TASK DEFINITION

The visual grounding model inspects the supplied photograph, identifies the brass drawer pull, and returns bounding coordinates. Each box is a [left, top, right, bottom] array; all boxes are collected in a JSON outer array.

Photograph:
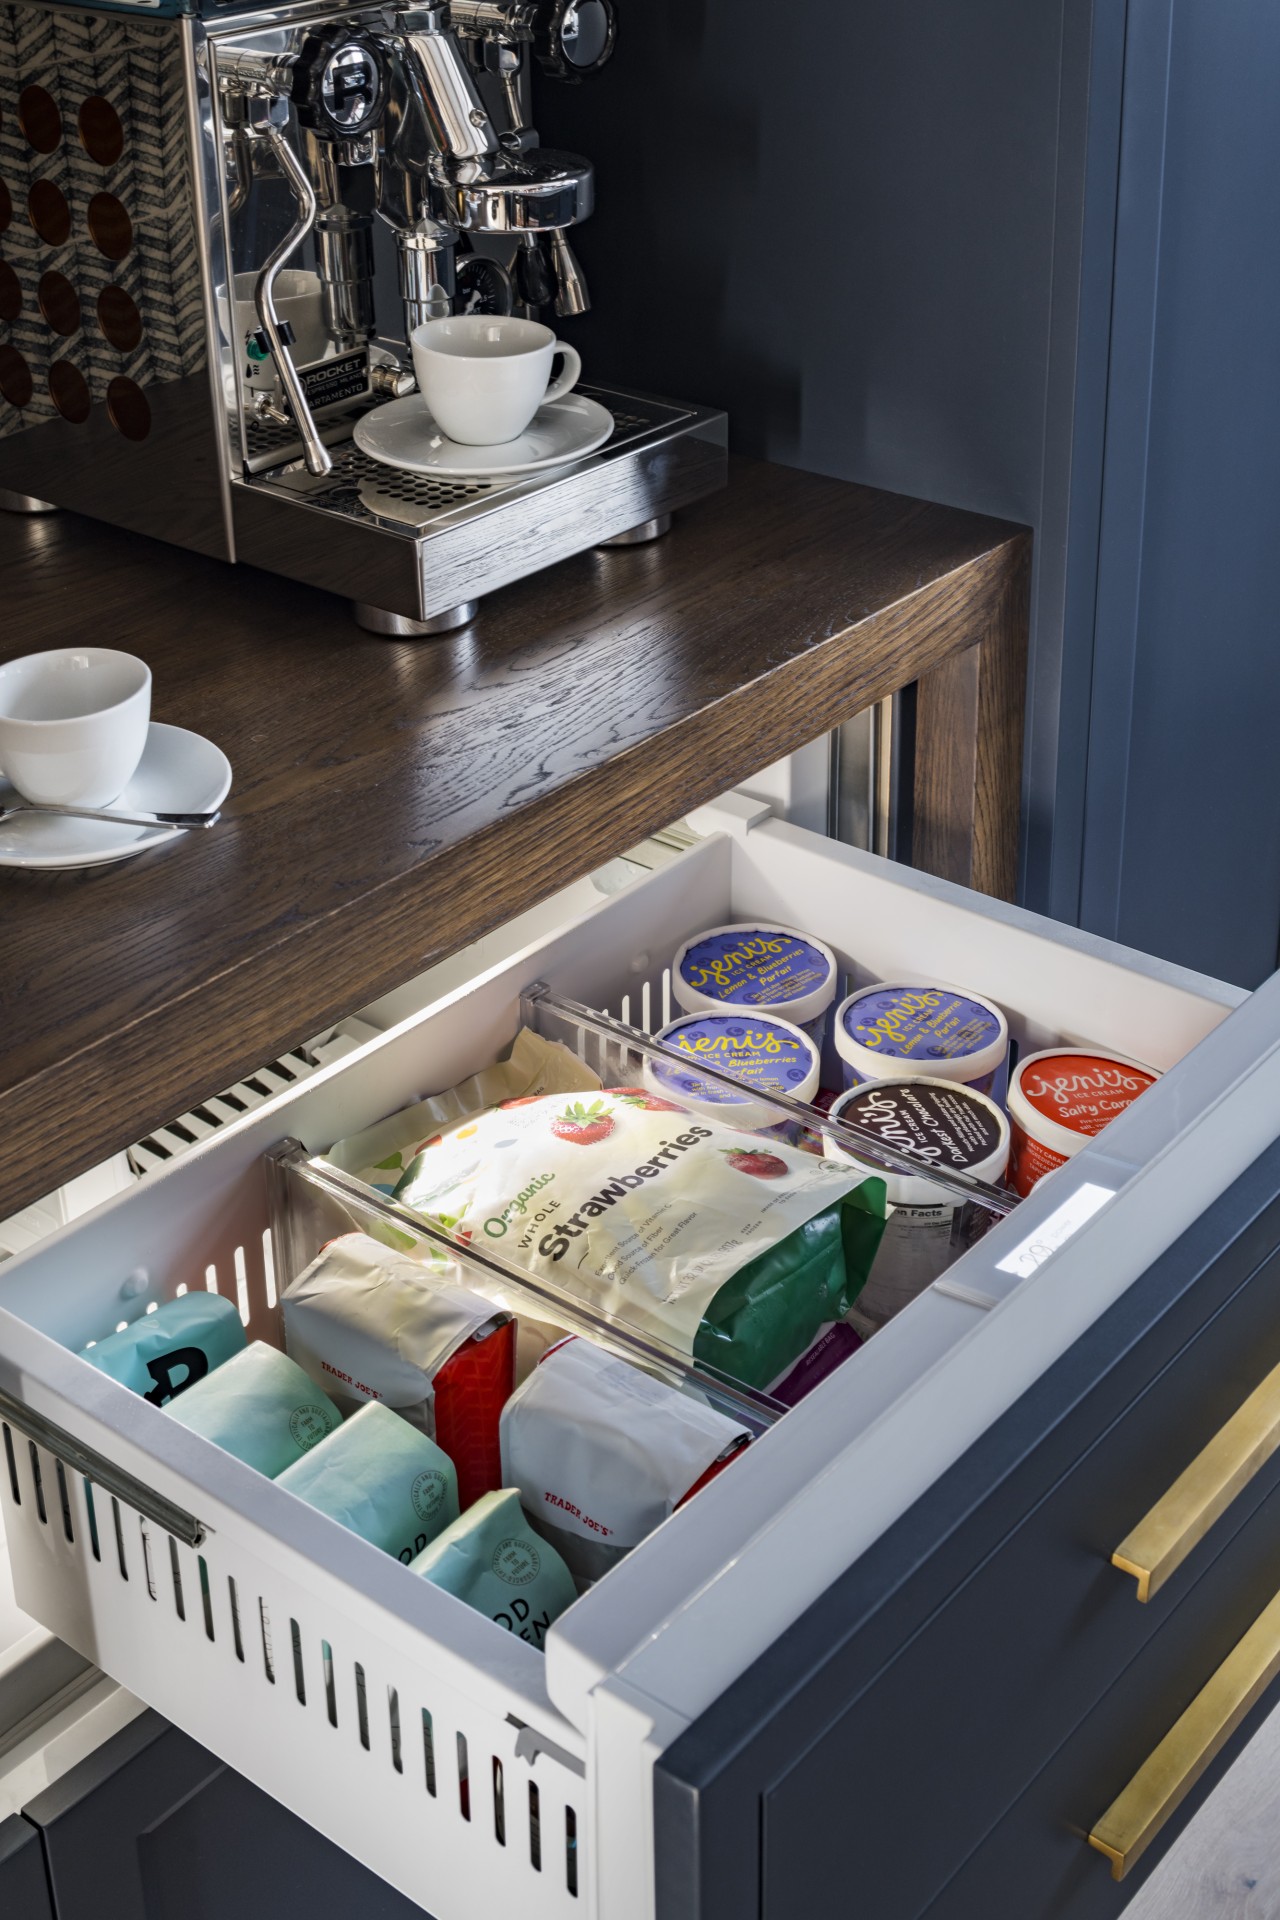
[[1113, 1357, 1280, 1602], [1088, 1584, 1280, 1879]]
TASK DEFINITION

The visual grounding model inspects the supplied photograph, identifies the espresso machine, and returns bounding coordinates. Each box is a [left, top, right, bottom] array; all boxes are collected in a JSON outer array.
[[0, 0, 725, 633]]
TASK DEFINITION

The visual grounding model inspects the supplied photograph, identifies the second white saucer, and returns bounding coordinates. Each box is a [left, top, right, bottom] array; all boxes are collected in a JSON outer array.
[[354, 392, 615, 478], [0, 723, 232, 870]]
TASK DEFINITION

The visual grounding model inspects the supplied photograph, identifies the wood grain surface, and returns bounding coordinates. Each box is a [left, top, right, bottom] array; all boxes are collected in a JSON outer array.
[[1131, 1699, 1280, 1918], [0, 456, 1027, 1218], [913, 534, 1030, 900]]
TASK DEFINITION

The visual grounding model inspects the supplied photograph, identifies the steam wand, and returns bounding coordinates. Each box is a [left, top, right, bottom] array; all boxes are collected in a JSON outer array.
[[232, 87, 334, 477]]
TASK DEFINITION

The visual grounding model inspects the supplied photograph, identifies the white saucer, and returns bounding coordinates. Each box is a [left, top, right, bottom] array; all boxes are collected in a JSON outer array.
[[0, 723, 232, 870], [353, 392, 615, 478]]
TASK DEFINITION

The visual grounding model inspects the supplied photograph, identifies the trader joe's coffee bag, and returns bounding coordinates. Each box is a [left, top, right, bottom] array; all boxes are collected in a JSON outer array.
[[501, 1335, 750, 1584], [388, 1088, 884, 1390], [282, 1233, 514, 1508]]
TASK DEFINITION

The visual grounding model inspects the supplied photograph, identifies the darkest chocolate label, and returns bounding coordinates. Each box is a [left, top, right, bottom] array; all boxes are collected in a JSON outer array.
[[836, 1081, 1001, 1172]]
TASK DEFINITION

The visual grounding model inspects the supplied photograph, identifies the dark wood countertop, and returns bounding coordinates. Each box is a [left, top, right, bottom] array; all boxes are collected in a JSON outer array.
[[0, 456, 1027, 1219]]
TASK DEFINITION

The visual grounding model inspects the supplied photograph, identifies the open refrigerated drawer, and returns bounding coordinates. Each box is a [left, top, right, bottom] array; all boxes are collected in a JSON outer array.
[[0, 793, 1271, 1920]]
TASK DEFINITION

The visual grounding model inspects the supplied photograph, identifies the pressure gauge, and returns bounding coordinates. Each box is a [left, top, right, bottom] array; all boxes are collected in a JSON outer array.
[[454, 254, 516, 317], [534, 0, 616, 80], [452, 0, 617, 78]]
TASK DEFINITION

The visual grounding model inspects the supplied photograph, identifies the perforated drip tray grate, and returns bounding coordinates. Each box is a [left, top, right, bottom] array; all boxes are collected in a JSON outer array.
[[240, 388, 693, 532], [243, 400, 370, 470]]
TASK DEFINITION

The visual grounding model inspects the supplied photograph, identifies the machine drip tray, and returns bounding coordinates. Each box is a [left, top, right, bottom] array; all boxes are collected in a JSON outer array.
[[242, 386, 692, 536], [229, 383, 727, 625]]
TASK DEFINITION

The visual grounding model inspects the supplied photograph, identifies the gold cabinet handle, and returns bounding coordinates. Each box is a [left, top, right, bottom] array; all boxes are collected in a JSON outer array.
[[1113, 1356, 1280, 1602], [1088, 1583, 1280, 1879]]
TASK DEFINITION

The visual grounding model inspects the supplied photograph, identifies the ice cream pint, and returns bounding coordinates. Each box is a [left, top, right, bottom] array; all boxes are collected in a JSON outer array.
[[500, 1335, 750, 1584], [834, 981, 1008, 1096], [1007, 1048, 1160, 1197], [646, 1010, 821, 1134], [672, 923, 838, 1055], [824, 1077, 1010, 1326]]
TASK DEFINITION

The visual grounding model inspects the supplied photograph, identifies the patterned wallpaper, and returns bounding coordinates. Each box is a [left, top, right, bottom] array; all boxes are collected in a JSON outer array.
[[0, 1, 207, 440]]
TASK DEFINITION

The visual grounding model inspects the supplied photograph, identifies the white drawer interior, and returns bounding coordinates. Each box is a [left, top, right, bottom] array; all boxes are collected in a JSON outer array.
[[0, 808, 1259, 1920]]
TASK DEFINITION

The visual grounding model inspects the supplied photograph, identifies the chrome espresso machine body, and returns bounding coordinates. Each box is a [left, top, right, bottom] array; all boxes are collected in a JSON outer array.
[[0, 0, 725, 632]]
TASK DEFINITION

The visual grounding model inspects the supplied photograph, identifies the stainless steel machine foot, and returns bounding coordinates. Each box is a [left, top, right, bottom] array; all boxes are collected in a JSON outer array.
[[353, 601, 479, 637], [0, 490, 59, 514], [595, 514, 673, 548]]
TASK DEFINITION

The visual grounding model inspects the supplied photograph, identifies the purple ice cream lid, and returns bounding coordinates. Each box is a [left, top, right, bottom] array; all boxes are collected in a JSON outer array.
[[838, 983, 1005, 1067], [650, 1013, 819, 1106], [676, 926, 836, 1013]]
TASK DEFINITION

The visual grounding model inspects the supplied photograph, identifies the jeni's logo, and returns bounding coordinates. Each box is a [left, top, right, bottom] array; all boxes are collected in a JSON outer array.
[[685, 936, 790, 991], [674, 1027, 790, 1057], [1024, 1065, 1149, 1105]]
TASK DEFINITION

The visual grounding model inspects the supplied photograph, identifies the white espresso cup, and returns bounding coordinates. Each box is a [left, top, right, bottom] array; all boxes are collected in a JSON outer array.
[[409, 314, 582, 446], [232, 270, 329, 389], [0, 649, 151, 807]]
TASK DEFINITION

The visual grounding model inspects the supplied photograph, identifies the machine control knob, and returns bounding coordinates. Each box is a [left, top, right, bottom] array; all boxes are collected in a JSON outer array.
[[293, 29, 387, 138]]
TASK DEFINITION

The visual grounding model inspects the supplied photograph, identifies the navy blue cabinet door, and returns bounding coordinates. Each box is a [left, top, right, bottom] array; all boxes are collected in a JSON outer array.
[[22, 1711, 427, 1920], [0, 1812, 54, 1919], [653, 1138, 1280, 1917]]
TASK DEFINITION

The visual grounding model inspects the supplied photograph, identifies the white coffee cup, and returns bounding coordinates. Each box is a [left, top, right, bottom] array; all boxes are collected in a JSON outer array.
[[0, 649, 151, 807], [409, 314, 582, 446], [232, 270, 329, 389]]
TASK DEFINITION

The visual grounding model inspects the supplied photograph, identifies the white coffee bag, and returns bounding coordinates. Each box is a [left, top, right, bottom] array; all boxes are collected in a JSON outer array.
[[281, 1232, 500, 1432], [500, 1336, 749, 1584]]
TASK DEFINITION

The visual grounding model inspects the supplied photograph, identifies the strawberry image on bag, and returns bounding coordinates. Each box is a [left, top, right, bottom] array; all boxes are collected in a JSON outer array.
[[389, 1089, 885, 1391]]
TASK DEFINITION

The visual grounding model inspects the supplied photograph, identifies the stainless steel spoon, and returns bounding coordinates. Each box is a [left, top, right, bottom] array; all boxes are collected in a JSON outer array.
[[0, 800, 220, 831]]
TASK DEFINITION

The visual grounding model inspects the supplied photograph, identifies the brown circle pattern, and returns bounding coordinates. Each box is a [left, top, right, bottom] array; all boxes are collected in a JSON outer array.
[[107, 375, 150, 441], [0, 259, 20, 323], [86, 191, 132, 261], [0, 344, 34, 408], [38, 268, 80, 336], [28, 178, 71, 248], [0, 176, 11, 234], [78, 96, 125, 169], [97, 282, 143, 353], [48, 358, 91, 423], [18, 86, 62, 155]]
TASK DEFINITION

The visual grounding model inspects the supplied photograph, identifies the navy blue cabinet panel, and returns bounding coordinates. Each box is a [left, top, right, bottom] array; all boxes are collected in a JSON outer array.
[[1078, 0, 1280, 986], [0, 1813, 53, 1919], [654, 1136, 1280, 1918], [23, 1711, 427, 1920], [538, 1, 1101, 919], [543, 0, 1280, 982]]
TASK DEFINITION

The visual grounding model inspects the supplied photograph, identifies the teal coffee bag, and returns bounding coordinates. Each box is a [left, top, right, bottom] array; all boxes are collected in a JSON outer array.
[[277, 1401, 459, 1563], [167, 1342, 341, 1478], [79, 1293, 246, 1404], [409, 1488, 577, 1648]]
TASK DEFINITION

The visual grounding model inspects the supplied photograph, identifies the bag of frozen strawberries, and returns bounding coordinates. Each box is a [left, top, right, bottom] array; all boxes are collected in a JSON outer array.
[[385, 1086, 885, 1391]]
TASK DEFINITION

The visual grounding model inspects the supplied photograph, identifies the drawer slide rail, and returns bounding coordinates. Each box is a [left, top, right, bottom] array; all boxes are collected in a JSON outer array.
[[0, 1383, 207, 1549]]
